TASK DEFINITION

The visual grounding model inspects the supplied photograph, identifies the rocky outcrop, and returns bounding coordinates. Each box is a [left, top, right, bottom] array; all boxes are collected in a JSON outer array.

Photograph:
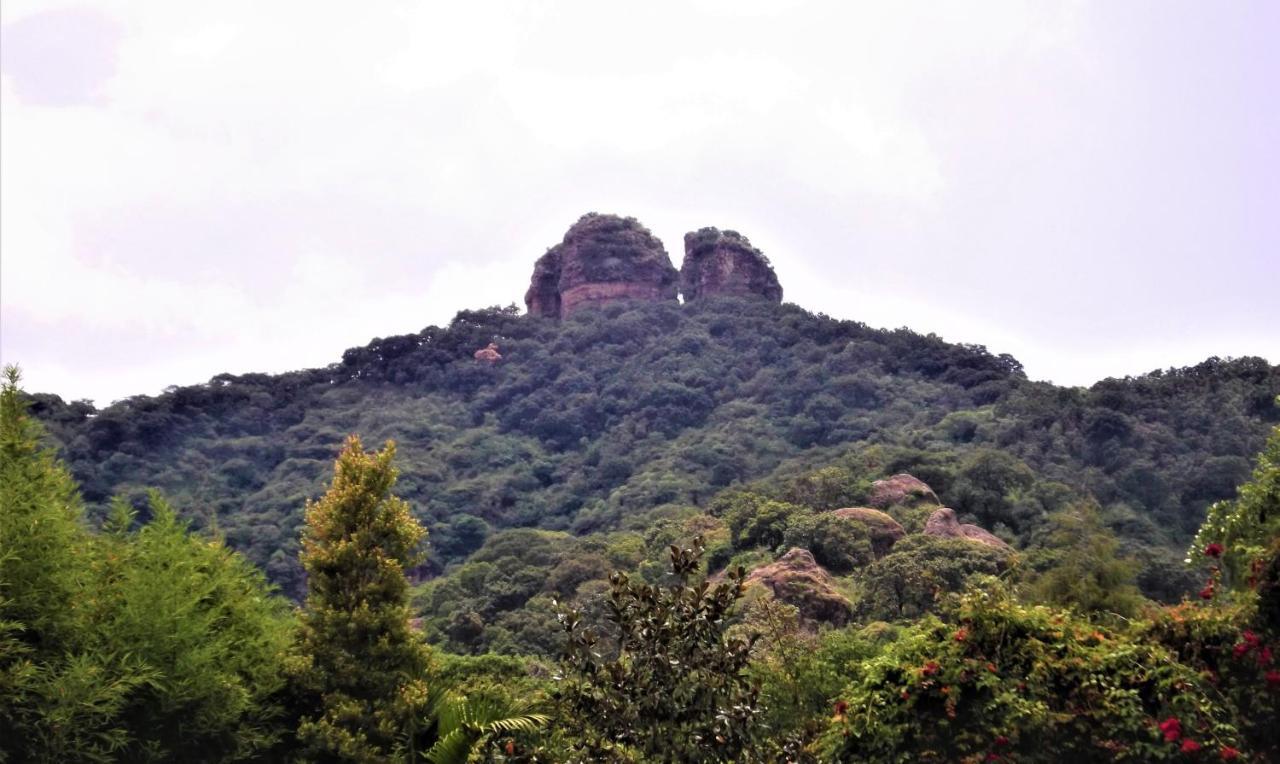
[[745, 548, 853, 626], [830, 507, 906, 556], [867, 474, 941, 510], [680, 228, 782, 303], [473, 343, 502, 363], [523, 213, 679, 318], [525, 249, 562, 318], [922, 507, 1010, 550]]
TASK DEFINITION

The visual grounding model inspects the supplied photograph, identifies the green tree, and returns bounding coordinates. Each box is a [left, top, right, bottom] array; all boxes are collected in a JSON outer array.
[[290, 436, 432, 763], [856, 536, 1007, 621], [1030, 501, 1145, 618], [554, 537, 764, 762], [92, 493, 293, 762], [1, 367, 146, 762], [1191, 420, 1280, 593]]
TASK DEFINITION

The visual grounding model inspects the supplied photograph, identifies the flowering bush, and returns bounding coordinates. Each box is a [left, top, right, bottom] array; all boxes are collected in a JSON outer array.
[[1148, 577, 1280, 759], [1189, 423, 1279, 593], [819, 579, 1245, 762], [1164, 420, 1280, 760]]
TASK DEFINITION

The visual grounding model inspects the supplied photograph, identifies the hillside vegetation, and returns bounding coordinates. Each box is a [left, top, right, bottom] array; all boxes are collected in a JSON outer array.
[[29, 297, 1278, 608], [6, 360, 1279, 761]]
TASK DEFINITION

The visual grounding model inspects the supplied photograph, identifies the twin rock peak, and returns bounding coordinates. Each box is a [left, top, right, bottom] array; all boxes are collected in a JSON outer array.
[[524, 212, 783, 319]]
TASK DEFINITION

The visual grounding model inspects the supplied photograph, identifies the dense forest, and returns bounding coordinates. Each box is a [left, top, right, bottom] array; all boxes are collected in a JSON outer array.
[[6, 294, 1280, 761]]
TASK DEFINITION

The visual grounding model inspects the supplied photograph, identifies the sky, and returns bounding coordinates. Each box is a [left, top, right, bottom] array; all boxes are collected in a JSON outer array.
[[1, 1, 1277, 406]]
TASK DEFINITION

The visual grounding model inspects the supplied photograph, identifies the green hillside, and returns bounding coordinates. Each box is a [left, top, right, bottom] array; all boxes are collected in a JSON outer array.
[[29, 297, 1278, 611]]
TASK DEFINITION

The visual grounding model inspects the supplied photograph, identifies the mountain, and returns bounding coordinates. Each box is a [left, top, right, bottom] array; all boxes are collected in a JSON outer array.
[[27, 215, 1280, 634]]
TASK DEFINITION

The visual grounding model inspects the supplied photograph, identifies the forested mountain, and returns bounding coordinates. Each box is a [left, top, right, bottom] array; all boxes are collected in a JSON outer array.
[[11, 212, 1280, 759], [28, 295, 1279, 610]]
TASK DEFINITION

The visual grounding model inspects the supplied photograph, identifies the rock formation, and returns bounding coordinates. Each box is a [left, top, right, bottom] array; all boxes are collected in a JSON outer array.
[[866, 473, 941, 510], [922, 507, 1010, 550], [680, 227, 782, 303], [830, 507, 906, 556], [525, 250, 562, 318], [473, 343, 502, 363], [523, 213, 679, 318], [745, 548, 853, 626]]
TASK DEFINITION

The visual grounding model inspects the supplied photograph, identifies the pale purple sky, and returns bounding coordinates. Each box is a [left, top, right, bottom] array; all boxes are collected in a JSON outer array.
[[1, 1, 1277, 405]]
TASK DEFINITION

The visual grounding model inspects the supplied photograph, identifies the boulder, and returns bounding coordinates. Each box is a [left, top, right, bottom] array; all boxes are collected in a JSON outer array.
[[473, 343, 502, 363], [922, 507, 1010, 550], [830, 507, 906, 556], [680, 227, 783, 303], [745, 548, 853, 627], [867, 473, 940, 509], [523, 213, 679, 318]]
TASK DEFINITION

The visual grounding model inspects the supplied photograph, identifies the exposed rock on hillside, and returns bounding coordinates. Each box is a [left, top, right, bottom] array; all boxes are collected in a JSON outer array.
[[473, 343, 502, 363], [680, 227, 783, 303], [923, 507, 1010, 550], [523, 213, 679, 318], [867, 474, 941, 509], [745, 548, 853, 626], [525, 249, 562, 318], [830, 507, 906, 556]]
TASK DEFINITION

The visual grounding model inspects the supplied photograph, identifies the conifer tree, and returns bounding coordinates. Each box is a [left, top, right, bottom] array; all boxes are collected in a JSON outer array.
[[291, 436, 431, 763]]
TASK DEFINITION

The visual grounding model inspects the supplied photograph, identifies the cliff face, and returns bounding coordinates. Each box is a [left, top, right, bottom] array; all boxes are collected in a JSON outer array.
[[525, 247, 563, 319], [523, 213, 679, 318], [680, 227, 782, 303]]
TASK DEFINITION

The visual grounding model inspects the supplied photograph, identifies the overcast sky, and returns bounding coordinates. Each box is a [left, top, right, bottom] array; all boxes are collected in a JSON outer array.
[[1, 1, 1276, 406]]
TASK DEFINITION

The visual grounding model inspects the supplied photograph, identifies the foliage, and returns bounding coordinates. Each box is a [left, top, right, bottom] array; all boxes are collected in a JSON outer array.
[[29, 299, 1272, 603], [552, 537, 765, 762], [821, 579, 1247, 762], [856, 536, 1008, 621], [289, 436, 432, 763], [735, 597, 895, 759], [1153, 426, 1280, 759], [1145, 600, 1279, 761], [90, 492, 293, 762], [1190, 421, 1280, 593], [1, 367, 292, 763], [421, 688, 549, 764], [1029, 501, 1145, 618]]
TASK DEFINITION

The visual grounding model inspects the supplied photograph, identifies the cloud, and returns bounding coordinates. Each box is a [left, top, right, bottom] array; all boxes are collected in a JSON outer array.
[[2, 1, 1276, 404]]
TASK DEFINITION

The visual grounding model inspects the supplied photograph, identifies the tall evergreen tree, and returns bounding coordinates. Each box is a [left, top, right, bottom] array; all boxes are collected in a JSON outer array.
[[290, 436, 431, 763]]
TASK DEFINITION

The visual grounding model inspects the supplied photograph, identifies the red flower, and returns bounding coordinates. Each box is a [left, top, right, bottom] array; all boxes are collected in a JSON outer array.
[[834, 700, 849, 715], [985, 754, 1000, 762], [1233, 642, 1251, 659], [901, 690, 910, 700], [1242, 630, 1260, 646], [954, 627, 969, 642], [1258, 646, 1273, 666], [1220, 746, 1240, 760], [1159, 716, 1182, 742], [1181, 739, 1202, 753], [1199, 583, 1215, 600], [986, 662, 998, 673], [995, 735, 1010, 747], [1204, 543, 1224, 558], [921, 661, 940, 677], [1266, 669, 1280, 687]]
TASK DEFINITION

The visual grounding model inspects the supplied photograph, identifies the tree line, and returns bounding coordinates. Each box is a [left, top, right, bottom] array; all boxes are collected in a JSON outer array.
[[5, 366, 1279, 761]]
